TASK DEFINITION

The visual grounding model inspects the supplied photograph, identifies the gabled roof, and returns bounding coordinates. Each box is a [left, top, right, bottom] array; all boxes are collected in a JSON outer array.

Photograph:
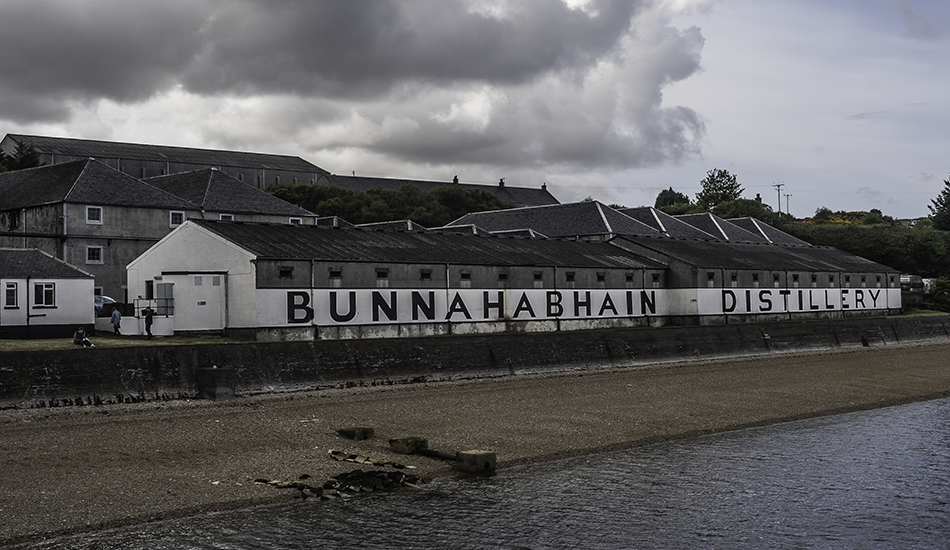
[[673, 213, 770, 244], [320, 174, 559, 208], [613, 235, 897, 273], [355, 219, 428, 232], [447, 201, 661, 239], [144, 168, 315, 217], [186, 219, 666, 269], [0, 159, 196, 211], [4, 134, 327, 174], [727, 217, 812, 247], [0, 248, 93, 279], [426, 223, 493, 236], [619, 207, 718, 240]]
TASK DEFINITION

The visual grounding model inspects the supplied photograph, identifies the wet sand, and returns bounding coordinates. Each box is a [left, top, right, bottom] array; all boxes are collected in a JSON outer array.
[[2, 341, 950, 546]]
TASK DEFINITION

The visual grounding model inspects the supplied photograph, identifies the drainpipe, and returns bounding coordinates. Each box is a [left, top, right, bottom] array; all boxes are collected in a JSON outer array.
[[444, 263, 451, 335]]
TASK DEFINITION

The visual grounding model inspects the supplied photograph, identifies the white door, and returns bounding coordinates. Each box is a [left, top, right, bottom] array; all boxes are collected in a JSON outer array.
[[189, 274, 226, 330]]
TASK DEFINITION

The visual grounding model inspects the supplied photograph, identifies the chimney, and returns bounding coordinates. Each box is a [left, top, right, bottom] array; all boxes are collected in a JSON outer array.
[[755, 193, 762, 203], [499, 177, 505, 188], [542, 182, 547, 191], [453, 175, 459, 184]]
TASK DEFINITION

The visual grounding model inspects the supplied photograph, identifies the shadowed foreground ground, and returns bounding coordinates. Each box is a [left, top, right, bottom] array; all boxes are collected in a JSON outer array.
[[2, 341, 950, 546]]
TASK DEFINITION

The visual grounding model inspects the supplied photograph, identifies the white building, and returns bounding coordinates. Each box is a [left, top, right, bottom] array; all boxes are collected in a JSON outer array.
[[0, 248, 94, 338]]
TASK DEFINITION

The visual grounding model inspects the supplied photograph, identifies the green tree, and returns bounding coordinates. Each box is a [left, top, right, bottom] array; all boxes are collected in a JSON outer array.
[[654, 187, 690, 208], [928, 175, 950, 230], [813, 206, 833, 223], [3, 141, 42, 171], [711, 199, 775, 224], [696, 168, 743, 210]]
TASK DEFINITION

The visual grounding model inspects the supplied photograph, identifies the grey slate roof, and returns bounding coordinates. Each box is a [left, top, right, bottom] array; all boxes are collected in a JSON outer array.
[[144, 168, 315, 217], [190, 220, 665, 269], [355, 220, 428, 232], [5, 134, 327, 174], [619, 207, 718, 240], [448, 201, 661, 239], [0, 248, 92, 279], [673, 213, 771, 244], [0, 159, 196, 211], [320, 174, 559, 208], [727, 217, 812, 246], [613, 235, 897, 273]]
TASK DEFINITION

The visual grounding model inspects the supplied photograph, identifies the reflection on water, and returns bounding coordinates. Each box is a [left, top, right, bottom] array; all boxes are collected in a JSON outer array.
[[13, 398, 950, 549]]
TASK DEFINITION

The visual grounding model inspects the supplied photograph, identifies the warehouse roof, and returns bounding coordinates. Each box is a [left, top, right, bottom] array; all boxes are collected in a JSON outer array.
[[727, 217, 812, 246], [320, 174, 559, 208], [618, 207, 718, 240], [448, 201, 660, 239], [613, 235, 898, 273], [188, 220, 666, 269], [672, 213, 771, 244], [4, 134, 327, 174]]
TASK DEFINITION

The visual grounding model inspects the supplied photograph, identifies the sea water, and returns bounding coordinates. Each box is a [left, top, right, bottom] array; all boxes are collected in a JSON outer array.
[[13, 397, 950, 549]]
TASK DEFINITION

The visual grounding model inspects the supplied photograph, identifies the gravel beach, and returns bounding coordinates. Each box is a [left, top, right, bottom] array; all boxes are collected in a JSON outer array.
[[2, 340, 950, 546]]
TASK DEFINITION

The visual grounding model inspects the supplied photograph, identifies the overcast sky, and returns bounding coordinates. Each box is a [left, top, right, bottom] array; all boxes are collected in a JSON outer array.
[[1, 0, 947, 219]]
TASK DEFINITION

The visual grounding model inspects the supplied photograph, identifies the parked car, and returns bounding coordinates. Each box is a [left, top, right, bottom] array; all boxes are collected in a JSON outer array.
[[94, 295, 117, 316]]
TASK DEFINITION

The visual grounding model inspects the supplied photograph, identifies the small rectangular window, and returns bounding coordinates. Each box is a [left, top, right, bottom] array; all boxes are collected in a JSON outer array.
[[596, 272, 605, 283], [565, 272, 575, 282], [145, 280, 154, 300], [289, 217, 302, 225], [4, 282, 17, 308], [498, 273, 508, 281], [329, 269, 342, 279], [86, 246, 103, 264], [278, 267, 294, 280], [33, 282, 55, 307], [829, 275, 836, 287], [376, 269, 389, 279], [811, 274, 818, 287], [195, 276, 203, 286], [219, 214, 234, 221], [420, 269, 432, 281], [706, 272, 715, 288], [86, 206, 103, 225], [730, 273, 738, 288], [651, 273, 660, 288], [212, 276, 221, 286], [460, 271, 471, 281], [170, 211, 185, 227]]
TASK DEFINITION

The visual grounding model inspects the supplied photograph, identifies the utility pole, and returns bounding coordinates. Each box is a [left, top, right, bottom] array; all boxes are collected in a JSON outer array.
[[784, 193, 792, 217], [773, 182, 784, 214]]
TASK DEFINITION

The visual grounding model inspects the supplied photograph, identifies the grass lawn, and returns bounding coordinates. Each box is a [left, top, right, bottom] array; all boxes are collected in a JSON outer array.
[[0, 333, 245, 353]]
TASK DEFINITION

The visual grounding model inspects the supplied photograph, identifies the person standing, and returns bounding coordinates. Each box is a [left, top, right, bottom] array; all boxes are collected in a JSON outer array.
[[144, 307, 155, 339], [110, 307, 122, 335]]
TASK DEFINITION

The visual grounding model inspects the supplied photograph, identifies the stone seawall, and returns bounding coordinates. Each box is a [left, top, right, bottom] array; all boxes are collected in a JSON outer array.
[[2, 315, 948, 408]]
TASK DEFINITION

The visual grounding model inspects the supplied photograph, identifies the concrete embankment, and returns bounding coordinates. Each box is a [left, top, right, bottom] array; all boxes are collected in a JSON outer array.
[[1, 315, 949, 408], [2, 339, 950, 546]]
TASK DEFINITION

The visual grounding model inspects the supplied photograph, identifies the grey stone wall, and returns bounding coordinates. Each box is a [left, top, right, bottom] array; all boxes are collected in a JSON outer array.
[[2, 315, 947, 409]]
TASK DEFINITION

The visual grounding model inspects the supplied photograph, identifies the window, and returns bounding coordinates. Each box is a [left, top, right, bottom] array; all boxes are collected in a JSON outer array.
[[829, 275, 836, 287], [596, 272, 606, 283], [752, 273, 760, 288], [651, 273, 661, 288], [329, 269, 342, 279], [213, 276, 221, 286], [4, 282, 17, 308], [169, 211, 185, 227], [194, 276, 203, 286], [792, 274, 800, 288], [420, 269, 432, 281], [86, 206, 103, 225], [376, 268, 389, 288], [706, 272, 715, 288], [278, 267, 294, 280], [845, 275, 851, 287], [498, 273, 508, 281], [861, 275, 867, 288], [460, 270, 471, 288], [86, 246, 103, 264], [219, 214, 234, 221], [289, 217, 302, 225], [811, 274, 818, 287], [145, 280, 154, 300], [876, 275, 882, 287], [730, 273, 738, 288], [773, 273, 780, 288], [33, 282, 55, 307]]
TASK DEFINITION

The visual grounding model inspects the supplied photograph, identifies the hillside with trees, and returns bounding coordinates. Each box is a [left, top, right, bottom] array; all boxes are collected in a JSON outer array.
[[266, 182, 514, 227]]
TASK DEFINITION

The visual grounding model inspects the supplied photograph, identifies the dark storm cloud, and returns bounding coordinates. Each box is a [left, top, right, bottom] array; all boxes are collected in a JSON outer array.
[[0, 0, 207, 121], [181, 0, 644, 97]]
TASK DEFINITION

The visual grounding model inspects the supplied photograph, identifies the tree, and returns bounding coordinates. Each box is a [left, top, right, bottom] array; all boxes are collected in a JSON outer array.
[[695, 168, 743, 210], [654, 187, 690, 208], [711, 198, 775, 224], [929, 175, 950, 230], [3, 141, 42, 171]]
